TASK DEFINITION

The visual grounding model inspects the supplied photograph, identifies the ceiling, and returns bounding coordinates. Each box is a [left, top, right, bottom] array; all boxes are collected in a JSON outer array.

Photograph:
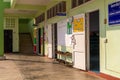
[[4, 0, 63, 18]]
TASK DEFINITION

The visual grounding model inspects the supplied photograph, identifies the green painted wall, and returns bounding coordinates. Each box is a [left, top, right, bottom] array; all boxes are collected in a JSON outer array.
[[0, 1, 4, 56], [0, 1, 10, 56], [19, 19, 30, 33]]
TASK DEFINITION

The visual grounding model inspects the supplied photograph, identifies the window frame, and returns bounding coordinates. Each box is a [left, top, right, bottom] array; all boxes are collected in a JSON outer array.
[[71, 0, 92, 9]]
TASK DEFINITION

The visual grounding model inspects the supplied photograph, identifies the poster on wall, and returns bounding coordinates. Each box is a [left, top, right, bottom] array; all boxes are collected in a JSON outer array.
[[67, 17, 72, 34], [108, 1, 120, 25], [73, 14, 85, 33]]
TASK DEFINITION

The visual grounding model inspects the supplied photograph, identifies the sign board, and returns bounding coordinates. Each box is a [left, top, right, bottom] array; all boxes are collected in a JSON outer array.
[[56, 12, 66, 16], [73, 14, 85, 32], [108, 1, 120, 25], [67, 17, 73, 34]]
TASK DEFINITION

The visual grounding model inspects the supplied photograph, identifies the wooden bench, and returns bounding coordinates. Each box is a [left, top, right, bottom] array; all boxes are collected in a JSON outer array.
[[55, 51, 72, 66]]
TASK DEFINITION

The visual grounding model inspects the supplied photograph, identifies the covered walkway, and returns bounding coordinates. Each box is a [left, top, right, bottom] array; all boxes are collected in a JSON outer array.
[[0, 53, 105, 80], [1, 0, 120, 79]]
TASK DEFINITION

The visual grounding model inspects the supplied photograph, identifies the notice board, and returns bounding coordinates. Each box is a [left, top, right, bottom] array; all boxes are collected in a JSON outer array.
[[73, 14, 85, 32], [108, 1, 120, 25]]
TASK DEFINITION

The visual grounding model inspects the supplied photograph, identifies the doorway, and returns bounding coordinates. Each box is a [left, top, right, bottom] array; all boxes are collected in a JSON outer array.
[[52, 23, 58, 59], [87, 10, 100, 72], [4, 30, 13, 53], [42, 27, 45, 56], [38, 28, 41, 55], [40, 27, 45, 56]]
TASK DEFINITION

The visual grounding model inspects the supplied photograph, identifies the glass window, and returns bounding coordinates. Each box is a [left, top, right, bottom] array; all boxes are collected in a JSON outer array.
[[56, 4, 59, 13], [47, 10, 49, 19], [53, 6, 56, 16], [59, 2, 62, 12], [78, 0, 83, 5], [50, 7, 54, 17], [62, 1, 66, 12], [71, 0, 92, 9], [85, 0, 91, 2], [49, 8, 52, 18], [72, 0, 77, 8]]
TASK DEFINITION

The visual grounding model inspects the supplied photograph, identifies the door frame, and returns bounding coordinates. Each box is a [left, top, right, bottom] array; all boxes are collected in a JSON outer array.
[[37, 28, 41, 55], [41, 27, 45, 56], [85, 9, 100, 71], [47, 24, 53, 58], [52, 23, 58, 59], [39, 27, 45, 56]]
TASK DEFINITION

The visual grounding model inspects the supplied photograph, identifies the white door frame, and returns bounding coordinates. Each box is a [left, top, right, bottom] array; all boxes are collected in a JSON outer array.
[[85, 12, 90, 71], [47, 24, 52, 58], [52, 23, 58, 59], [85, 9, 100, 71]]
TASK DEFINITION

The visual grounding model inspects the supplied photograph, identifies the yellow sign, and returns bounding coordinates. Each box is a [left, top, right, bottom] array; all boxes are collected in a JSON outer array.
[[73, 18, 84, 32], [34, 28, 37, 38]]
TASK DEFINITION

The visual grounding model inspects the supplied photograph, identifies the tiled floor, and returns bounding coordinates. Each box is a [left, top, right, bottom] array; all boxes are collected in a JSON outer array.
[[0, 53, 106, 80]]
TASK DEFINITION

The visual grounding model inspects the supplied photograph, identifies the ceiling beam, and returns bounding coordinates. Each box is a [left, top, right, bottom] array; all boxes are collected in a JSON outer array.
[[5, 13, 35, 18], [15, 4, 46, 11]]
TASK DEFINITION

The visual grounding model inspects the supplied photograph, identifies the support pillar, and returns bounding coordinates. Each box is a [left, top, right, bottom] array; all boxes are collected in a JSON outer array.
[[0, 0, 6, 59]]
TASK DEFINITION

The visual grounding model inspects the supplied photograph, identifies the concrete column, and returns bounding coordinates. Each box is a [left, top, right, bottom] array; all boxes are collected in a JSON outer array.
[[0, 0, 10, 59], [0, 0, 4, 58]]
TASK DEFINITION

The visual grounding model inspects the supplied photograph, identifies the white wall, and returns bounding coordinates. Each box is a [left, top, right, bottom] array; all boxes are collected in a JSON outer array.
[[47, 24, 52, 58], [57, 19, 72, 49]]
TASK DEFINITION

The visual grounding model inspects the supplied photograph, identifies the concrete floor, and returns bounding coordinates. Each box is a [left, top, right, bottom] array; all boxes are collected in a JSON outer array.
[[0, 53, 106, 80]]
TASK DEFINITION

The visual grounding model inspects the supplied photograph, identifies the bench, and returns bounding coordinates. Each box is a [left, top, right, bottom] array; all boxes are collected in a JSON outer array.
[[55, 51, 72, 66]]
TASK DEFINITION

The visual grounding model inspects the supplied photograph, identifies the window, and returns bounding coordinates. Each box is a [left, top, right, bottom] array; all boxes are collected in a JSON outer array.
[[35, 13, 45, 24], [78, 0, 83, 5], [58, 2, 62, 12], [62, 1, 66, 12], [50, 8, 52, 18], [71, 0, 92, 8], [47, 1, 66, 19], [58, 1, 66, 12], [53, 6, 56, 16], [56, 4, 59, 13], [51, 8, 54, 17], [72, 0, 77, 8], [35, 17, 39, 25], [41, 13, 45, 21], [5, 18, 16, 28], [47, 10, 50, 19], [85, 0, 91, 2]]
